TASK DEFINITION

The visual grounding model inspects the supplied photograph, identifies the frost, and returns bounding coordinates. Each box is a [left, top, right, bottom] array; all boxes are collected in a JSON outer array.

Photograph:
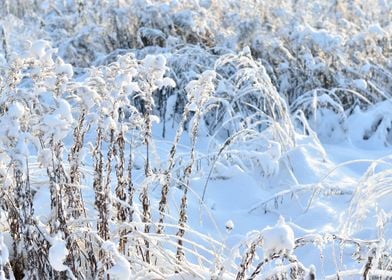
[[185, 70, 216, 109]]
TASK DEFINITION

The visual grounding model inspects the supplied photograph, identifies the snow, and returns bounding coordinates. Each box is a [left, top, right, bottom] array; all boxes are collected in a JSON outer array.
[[156, 77, 176, 89], [368, 24, 385, 38], [142, 54, 167, 73], [261, 216, 295, 258], [150, 115, 160, 124], [347, 101, 392, 148], [30, 40, 50, 59], [102, 241, 131, 280], [55, 61, 74, 79], [37, 148, 53, 168], [78, 86, 102, 109], [49, 236, 69, 272], [353, 79, 367, 90], [305, 264, 316, 280], [0, 234, 9, 267], [56, 98, 73, 123], [15, 134, 29, 157], [225, 219, 234, 232], [7, 102, 25, 119], [42, 114, 71, 140]]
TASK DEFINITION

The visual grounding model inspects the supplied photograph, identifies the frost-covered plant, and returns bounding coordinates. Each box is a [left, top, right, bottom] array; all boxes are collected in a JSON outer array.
[[341, 156, 392, 238], [213, 47, 295, 145], [235, 217, 306, 280], [0, 39, 77, 278], [175, 70, 216, 262]]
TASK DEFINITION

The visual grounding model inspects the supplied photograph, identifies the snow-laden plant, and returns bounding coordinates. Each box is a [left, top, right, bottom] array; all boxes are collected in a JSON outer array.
[[174, 70, 216, 263], [0, 39, 78, 279], [199, 48, 296, 195], [291, 89, 350, 142], [341, 156, 392, 238], [234, 217, 308, 280], [213, 47, 295, 145]]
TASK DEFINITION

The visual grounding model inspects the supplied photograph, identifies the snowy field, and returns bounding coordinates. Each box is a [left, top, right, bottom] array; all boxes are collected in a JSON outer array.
[[0, 0, 391, 279]]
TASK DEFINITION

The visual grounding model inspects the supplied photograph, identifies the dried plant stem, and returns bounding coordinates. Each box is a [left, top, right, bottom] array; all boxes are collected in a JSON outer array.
[[236, 238, 259, 280], [47, 141, 68, 236], [175, 103, 202, 263], [0, 26, 8, 61], [93, 128, 108, 240], [94, 128, 114, 276], [103, 129, 115, 240], [115, 128, 129, 253], [138, 87, 154, 263], [157, 105, 190, 234], [127, 142, 135, 223], [68, 113, 97, 277], [140, 183, 151, 264], [67, 111, 88, 219]]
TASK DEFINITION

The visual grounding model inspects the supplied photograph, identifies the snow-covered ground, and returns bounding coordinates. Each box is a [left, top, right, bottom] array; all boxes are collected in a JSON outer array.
[[151, 122, 391, 278]]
